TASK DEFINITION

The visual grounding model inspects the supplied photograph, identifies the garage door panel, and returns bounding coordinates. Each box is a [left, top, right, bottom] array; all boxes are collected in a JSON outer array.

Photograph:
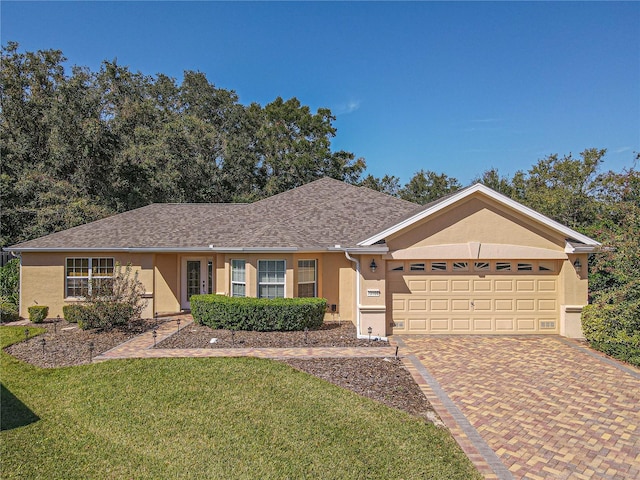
[[430, 280, 448, 292], [517, 318, 536, 330], [451, 280, 470, 292], [392, 298, 406, 311], [429, 318, 449, 331], [516, 299, 535, 310], [495, 280, 514, 291], [473, 299, 492, 311], [408, 299, 427, 311], [538, 280, 557, 292], [538, 299, 557, 311], [408, 280, 427, 292], [516, 280, 535, 291], [495, 299, 514, 311], [473, 279, 492, 291], [451, 299, 470, 311], [473, 318, 493, 331], [430, 299, 449, 311], [408, 318, 428, 331], [390, 271, 558, 334], [452, 318, 471, 331], [496, 318, 515, 331]]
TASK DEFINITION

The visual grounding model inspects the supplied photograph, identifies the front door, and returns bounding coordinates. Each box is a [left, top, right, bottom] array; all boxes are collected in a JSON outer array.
[[181, 257, 209, 310]]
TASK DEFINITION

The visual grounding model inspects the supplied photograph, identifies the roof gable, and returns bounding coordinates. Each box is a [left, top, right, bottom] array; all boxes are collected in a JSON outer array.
[[358, 183, 600, 249]]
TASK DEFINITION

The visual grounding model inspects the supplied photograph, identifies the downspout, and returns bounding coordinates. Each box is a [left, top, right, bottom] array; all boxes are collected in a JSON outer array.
[[343, 250, 361, 337]]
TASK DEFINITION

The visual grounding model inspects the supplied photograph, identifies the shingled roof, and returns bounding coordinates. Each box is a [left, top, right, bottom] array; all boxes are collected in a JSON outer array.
[[8, 178, 422, 251]]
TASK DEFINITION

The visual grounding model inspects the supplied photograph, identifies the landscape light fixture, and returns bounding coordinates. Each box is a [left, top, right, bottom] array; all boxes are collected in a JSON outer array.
[[369, 259, 377, 272], [573, 259, 582, 273], [368, 326, 372, 343]]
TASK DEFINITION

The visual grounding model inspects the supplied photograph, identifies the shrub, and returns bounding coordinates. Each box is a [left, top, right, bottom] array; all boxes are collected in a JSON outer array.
[[582, 302, 640, 367], [77, 302, 134, 330], [63, 304, 86, 323], [28, 305, 49, 323], [0, 258, 20, 308], [191, 295, 327, 332], [1, 302, 20, 323], [78, 263, 147, 330]]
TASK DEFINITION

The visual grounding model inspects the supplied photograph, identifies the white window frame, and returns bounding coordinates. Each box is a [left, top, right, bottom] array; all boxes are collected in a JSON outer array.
[[297, 259, 317, 298], [257, 259, 286, 299], [230, 259, 246, 297], [65, 257, 114, 298]]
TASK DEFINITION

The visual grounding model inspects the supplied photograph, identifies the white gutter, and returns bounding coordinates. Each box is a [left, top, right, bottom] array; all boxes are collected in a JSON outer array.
[[343, 250, 362, 338]]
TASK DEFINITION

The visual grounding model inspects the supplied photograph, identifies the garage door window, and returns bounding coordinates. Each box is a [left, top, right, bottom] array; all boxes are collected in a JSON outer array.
[[410, 263, 426, 271], [431, 262, 447, 271], [496, 262, 511, 271], [538, 261, 556, 272], [452, 262, 469, 271], [474, 262, 490, 271], [517, 263, 533, 271]]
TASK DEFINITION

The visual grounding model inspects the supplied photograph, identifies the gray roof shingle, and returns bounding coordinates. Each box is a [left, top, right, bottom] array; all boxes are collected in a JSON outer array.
[[8, 178, 422, 251]]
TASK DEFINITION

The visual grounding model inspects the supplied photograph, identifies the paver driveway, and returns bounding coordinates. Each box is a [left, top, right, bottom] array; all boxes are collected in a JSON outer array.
[[394, 336, 640, 480]]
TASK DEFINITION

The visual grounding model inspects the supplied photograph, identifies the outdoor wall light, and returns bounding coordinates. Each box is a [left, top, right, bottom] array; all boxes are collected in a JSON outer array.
[[369, 259, 378, 272], [573, 259, 582, 272]]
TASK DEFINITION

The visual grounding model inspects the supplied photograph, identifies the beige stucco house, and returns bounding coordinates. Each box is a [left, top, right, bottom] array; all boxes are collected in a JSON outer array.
[[6, 177, 600, 338]]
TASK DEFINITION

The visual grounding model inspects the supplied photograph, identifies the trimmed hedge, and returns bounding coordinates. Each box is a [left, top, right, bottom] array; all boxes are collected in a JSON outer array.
[[28, 305, 49, 323], [1, 302, 20, 323], [582, 303, 640, 367], [191, 295, 327, 331], [63, 304, 85, 323]]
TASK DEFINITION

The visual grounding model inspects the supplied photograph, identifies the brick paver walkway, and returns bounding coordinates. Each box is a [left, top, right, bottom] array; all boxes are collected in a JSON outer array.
[[94, 316, 398, 361], [394, 335, 640, 480]]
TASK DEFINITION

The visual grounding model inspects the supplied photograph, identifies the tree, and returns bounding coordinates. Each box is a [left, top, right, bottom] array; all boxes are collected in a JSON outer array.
[[399, 170, 461, 204], [359, 174, 401, 197]]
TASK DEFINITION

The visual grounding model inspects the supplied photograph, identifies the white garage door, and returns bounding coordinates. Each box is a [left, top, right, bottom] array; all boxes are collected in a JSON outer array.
[[388, 260, 559, 334]]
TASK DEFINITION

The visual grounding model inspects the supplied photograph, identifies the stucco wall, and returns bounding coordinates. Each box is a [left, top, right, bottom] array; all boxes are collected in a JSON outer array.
[[20, 252, 155, 319], [387, 196, 566, 251]]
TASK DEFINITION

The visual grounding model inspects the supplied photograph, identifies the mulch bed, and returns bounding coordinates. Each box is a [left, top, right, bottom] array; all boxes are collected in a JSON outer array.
[[3, 318, 160, 368], [2, 319, 438, 424], [156, 321, 390, 349]]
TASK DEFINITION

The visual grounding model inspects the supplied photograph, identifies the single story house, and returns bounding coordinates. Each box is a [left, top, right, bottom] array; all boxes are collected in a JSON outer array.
[[6, 177, 600, 338]]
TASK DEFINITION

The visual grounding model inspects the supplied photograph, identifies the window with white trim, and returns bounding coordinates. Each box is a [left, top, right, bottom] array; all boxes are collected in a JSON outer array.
[[297, 260, 316, 298], [66, 257, 114, 298], [258, 260, 285, 299], [231, 260, 246, 297]]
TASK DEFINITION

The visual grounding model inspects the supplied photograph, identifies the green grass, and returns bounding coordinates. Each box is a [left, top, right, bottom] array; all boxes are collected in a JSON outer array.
[[1, 327, 480, 479]]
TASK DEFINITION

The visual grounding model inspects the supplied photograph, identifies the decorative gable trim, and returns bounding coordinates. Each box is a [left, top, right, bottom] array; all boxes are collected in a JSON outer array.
[[358, 183, 601, 248]]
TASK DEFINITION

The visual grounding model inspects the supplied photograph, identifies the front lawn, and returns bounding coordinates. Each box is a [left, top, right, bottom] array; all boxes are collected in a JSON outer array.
[[1, 326, 480, 479]]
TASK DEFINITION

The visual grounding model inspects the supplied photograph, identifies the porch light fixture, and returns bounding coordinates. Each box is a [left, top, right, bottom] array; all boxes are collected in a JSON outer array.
[[573, 259, 582, 272], [369, 259, 378, 272]]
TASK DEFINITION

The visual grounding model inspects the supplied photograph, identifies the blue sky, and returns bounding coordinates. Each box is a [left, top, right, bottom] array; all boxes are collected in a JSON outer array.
[[2, 1, 638, 185]]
